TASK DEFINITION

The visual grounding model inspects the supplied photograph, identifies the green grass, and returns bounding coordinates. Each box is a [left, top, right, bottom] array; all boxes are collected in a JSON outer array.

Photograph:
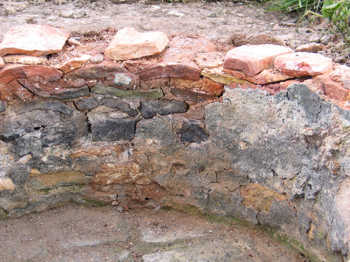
[[267, 0, 350, 43]]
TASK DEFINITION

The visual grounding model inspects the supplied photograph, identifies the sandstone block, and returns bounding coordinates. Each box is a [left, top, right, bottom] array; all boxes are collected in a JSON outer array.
[[0, 25, 69, 56], [105, 27, 169, 60], [57, 55, 91, 73], [0, 177, 15, 191], [3, 55, 48, 65], [223, 44, 292, 76], [224, 68, 293, 85], [274, 52, 333, 77], [170, 78, 224, 97]]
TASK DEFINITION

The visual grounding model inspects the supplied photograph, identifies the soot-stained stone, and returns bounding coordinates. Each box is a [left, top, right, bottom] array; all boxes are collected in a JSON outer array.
[[0, 101, 6, 112], [101, 97, 138, 117], [74, 97, 99, 111], [140, 99, 189, 119], [88, 112, 137, 141], [178, 121, 209, 143]]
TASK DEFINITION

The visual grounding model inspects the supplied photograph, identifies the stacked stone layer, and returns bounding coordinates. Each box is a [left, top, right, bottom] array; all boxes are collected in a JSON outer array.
[[0, 25, 350, 262]]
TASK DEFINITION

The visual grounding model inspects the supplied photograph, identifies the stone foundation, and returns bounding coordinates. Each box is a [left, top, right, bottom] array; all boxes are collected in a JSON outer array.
[[1, 25, 350, 261]]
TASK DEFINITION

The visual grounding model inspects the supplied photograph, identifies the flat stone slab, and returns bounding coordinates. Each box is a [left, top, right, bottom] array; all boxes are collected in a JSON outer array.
[[105, 27, 169, 60], [223, 44, 292, 76], [274, 52, 333, 77], [0, 25, 69, 56]]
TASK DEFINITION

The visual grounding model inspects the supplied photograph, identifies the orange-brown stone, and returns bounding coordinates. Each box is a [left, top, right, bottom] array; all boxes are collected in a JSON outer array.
[[224, 44, 293, 76], [105, 27, 169, 61], [274, 52, 333, 77], [170, 78, 224, 96], [0, 25, 69, 56]]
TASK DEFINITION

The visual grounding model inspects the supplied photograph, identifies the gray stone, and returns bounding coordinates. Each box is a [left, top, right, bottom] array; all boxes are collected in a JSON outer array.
[[7, 164, 30, 186], [177, 121, 209, 143], [0, 101, 6, 113], [88, 112, 136, 141], [101, 97, 138, 117], [140, 99, 188, 119], [74, 97, 99, 111]]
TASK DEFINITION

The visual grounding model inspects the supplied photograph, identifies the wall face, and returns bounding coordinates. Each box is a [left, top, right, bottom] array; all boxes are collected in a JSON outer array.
[[1, 25, 350, 261]]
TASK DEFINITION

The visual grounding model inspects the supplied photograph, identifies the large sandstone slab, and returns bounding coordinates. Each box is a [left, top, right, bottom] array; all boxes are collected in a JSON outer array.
[[274, 52, 333, 77], [105, 27, 169, 60], [223, 44, 292, 76], [0, 25, 69, 56], [131, 36, 216, 81]]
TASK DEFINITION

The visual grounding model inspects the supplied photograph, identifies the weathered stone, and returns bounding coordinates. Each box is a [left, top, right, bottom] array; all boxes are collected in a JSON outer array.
[[7, 164, 30, 185], [138, 63, 201, 81], [0, 57, 4, 68], [194, 52, 224, 69], [274, 52, 333, 77], [177, 121, 209, 143], [0, 80, 34, 102], [170, 88, 216, 103], [66, 61, 126, 80], [101, 97, 138, 117], [57, 55, 91, 73], [3, 55, 48, 65], [140, 99, 189, 119], [28, 171, 89, 190], [296, 43, 325, 53], [19, 79, 90, 100], [0, 178, 15, 191], [105, 27, 169, 60], [224, 68, 294, 85], [0, 101, 87, 155], [92, 84, 163, 99], [224, 44, 293, 76], [140, 78, 170, 90], [170, 78, 224, 97], [89, 54, 104, 64], [0, 65, 62, 85], [201, 67, 248, 85], [135, 36, 216, 81], [74, 97, 99, 111], [0, 101, 6, 112], [0, 25, 69, 56], [104, 72, 139, 89], [88, 112, 137, 141]]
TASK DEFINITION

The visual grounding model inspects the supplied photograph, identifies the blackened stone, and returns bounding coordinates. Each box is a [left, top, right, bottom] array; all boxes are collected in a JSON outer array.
[[140, 99, 188, 119], [0, 101, 6, 113], [178, 121, 209, 143], [101, 97, 138, 117], [88, 112, 136, 141], [74, 97, 99, 111]]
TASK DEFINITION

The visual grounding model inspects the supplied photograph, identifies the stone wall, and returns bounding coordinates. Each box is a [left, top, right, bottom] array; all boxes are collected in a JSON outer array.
[[1, 24, 350, 261]]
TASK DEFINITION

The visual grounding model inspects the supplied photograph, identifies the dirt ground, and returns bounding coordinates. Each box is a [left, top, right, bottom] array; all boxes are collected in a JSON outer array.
[[0, 204, 309, 262], [0, 0, 348, 64]]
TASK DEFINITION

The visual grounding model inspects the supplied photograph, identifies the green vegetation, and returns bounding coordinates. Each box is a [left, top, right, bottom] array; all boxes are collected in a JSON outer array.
[[267, 0, 350, 42]]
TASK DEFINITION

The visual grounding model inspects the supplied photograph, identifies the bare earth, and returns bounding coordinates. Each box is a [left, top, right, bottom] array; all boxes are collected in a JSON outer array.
[[0, 0, 348, 64], [0, 204, 308, 262]]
